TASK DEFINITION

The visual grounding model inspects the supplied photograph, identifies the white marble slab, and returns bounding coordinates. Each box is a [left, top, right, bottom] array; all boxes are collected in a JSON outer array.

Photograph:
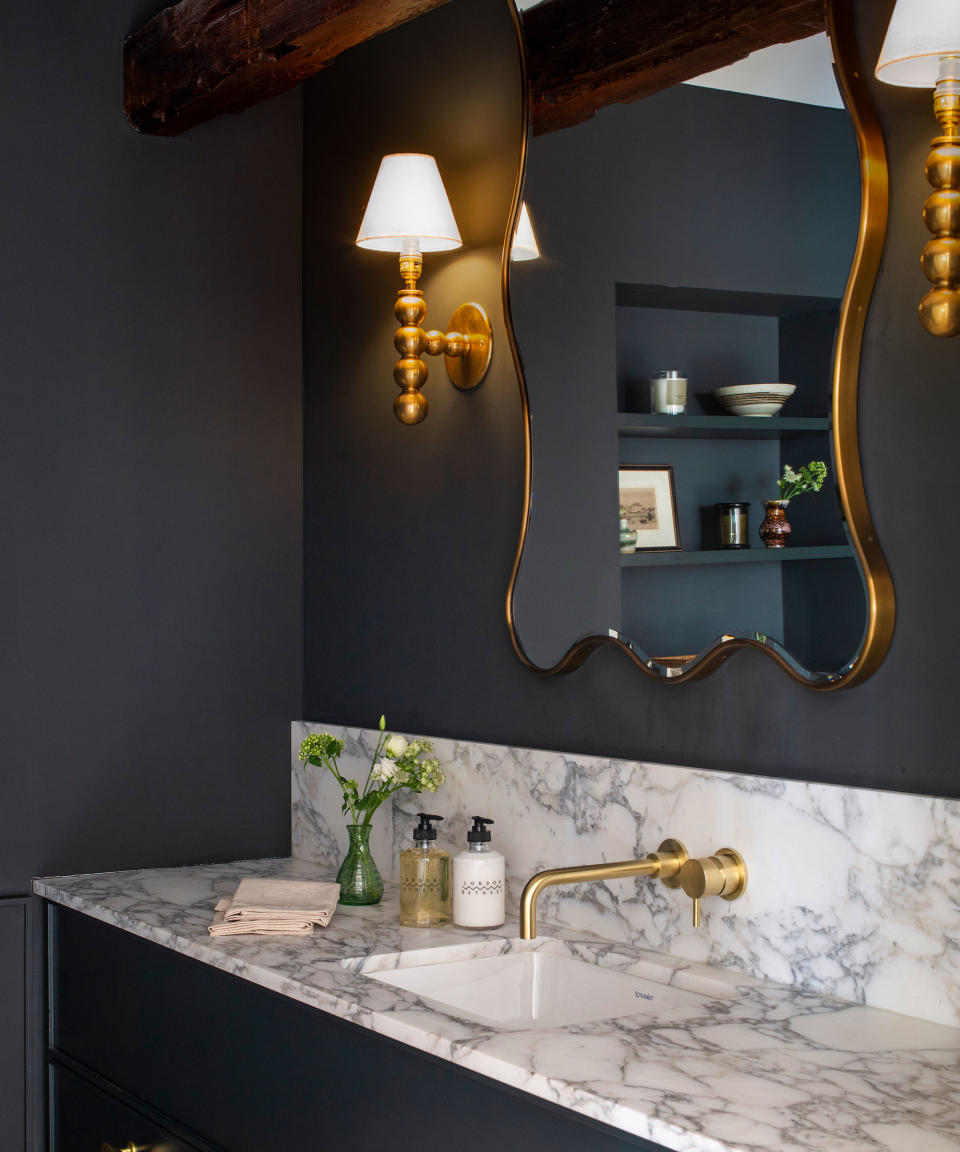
[[292, 722, 960, 1028], [34, 859, 960, 1152]]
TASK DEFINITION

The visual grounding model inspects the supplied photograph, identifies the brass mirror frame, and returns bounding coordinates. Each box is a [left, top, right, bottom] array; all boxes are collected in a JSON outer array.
[[502, 0, 895, 690]]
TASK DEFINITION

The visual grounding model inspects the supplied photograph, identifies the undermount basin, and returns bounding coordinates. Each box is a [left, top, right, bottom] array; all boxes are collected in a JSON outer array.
[[359, 945, 721, 1031]]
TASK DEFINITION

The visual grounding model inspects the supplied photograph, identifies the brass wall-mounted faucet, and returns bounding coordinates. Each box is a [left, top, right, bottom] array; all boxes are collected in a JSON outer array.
[[518, 840, 747, 938], [519, 839, 688, 939]]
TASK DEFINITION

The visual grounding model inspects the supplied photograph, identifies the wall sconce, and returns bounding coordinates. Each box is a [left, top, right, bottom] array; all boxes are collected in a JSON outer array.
[[876, 1, 960, 337], [510, 202, 542, 261], [356, 153, 493, 424]]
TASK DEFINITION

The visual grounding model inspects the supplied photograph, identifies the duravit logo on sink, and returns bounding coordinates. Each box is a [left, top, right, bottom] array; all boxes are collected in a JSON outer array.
[[634, 990, 655, 1000]]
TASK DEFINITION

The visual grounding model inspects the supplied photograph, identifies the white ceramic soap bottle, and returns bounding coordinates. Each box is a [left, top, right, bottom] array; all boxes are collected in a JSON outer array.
[[452, 816, 505, 928]]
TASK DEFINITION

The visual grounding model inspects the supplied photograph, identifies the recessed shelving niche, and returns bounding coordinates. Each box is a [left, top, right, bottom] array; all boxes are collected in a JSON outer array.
[[615, 282, 864, 671]]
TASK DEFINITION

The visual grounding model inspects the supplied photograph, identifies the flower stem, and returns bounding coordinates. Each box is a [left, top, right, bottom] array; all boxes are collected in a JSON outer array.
[[359, 730, 387, 804]]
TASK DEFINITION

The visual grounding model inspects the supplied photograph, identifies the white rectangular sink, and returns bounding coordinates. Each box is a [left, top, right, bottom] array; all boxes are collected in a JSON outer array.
[[362, 947, 716, 1031]]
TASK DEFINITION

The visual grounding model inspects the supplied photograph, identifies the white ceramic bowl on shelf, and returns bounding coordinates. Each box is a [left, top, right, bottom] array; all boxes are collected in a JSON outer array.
[[713, 382, 796, 417]]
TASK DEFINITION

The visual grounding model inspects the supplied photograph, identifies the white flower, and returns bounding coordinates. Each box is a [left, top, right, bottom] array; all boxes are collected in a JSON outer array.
[[371, 756, 398, 782], [384, 734, 408, 759]]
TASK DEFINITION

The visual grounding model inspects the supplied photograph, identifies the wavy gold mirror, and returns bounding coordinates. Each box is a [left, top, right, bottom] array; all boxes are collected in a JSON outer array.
[[504, 0, 894, 689]]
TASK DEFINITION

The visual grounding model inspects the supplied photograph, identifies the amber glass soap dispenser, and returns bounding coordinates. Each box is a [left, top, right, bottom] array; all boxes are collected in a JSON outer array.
[[399, 813, 451, 927]]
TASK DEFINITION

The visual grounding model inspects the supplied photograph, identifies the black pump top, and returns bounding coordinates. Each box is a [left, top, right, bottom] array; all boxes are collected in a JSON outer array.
[[467, 816, 494, 844], [413, 813, 443, 841]]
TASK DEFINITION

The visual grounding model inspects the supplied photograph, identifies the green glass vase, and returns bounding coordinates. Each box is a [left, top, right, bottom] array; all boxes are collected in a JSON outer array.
[[336, 824, 384, 906]]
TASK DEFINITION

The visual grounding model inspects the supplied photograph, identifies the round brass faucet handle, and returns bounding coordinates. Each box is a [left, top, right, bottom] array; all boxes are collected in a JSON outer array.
[[678, 849, 747, 927], [679, 857, 724, 900]]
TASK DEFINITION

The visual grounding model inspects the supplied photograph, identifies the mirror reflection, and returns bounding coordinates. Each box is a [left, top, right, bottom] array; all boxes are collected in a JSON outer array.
[[509, 19, 874, 683]]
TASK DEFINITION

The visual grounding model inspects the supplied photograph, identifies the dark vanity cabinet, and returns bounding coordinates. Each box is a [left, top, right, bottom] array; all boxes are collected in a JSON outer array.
[[1, 897, 30, 1147], [46, 905, 662, 1152]]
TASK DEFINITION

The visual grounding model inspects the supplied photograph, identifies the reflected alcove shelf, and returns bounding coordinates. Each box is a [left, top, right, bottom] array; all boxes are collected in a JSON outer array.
[[504, 0, 895, 689]]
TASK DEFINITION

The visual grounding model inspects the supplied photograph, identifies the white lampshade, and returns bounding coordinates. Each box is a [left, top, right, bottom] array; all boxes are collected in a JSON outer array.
[[510, 201, 541, 261], [356, 154, 462, 253], [875, 0, 960, 87]]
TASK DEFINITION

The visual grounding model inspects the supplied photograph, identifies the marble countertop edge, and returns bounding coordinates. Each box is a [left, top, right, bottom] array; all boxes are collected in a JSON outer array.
[[33, 859, 960, 1152]]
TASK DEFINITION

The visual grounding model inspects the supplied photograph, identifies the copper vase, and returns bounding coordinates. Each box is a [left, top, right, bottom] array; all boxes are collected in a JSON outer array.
[[759, 499, 791, 548]]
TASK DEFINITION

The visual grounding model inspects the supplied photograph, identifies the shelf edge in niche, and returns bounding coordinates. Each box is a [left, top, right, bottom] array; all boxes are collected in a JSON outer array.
[[617, 414, 832, 439], [620, 545, 854, 568]]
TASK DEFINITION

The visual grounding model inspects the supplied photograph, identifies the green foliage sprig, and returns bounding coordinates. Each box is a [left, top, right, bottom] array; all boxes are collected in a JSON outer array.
[[298, 716, 444, 827], [777, 461, 827, 501]]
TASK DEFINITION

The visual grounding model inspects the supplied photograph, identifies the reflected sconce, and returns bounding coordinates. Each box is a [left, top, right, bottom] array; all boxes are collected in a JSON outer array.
[[876, 0, 960, 337], [510, 202, 542, 261], [356, 153, 493, 424]]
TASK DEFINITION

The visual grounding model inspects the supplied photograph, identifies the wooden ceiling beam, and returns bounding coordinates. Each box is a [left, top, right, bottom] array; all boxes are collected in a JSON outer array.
[[123, 0, 454, 136], [523, 0, 827, 137]]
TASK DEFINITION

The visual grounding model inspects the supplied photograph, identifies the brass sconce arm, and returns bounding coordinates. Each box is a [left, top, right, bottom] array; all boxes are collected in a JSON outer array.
[[392, 253, 492, 425], [518, 839, 688, 939]]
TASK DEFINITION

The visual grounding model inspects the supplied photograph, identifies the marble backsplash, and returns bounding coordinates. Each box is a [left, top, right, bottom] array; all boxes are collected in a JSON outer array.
[[291, 721, 960, 1028]]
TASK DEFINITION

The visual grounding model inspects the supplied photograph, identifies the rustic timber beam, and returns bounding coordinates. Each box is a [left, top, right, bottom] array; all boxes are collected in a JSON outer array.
[[123, 0, 454, 136], [523, 0, 827, 136]]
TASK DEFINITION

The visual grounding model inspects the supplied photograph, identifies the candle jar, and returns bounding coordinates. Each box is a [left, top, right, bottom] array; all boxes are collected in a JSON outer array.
[[716, 502, 750, 548], [650, 370, 687, 414]]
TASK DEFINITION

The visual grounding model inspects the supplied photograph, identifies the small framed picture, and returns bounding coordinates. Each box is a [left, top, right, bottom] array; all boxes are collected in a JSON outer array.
[[619, 465, 680, 551]]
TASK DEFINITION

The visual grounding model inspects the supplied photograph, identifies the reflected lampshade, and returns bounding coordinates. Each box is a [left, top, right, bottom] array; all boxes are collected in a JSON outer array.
[[356, 154, 462, 253], [510, 201, 542, 261], [875, 0, 960, 87]]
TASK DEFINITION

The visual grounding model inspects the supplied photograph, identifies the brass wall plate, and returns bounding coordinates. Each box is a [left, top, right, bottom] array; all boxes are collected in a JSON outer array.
[[445, 302, 493, 390], [715, 848, 747, 901]]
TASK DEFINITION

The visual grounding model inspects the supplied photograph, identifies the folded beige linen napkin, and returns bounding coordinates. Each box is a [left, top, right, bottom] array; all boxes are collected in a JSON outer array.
[[208, 877, 340, 937]]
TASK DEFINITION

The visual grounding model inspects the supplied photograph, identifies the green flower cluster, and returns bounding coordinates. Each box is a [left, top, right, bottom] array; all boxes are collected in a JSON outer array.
[[778, 460, 827, 501], [401, 740, 443, 793], [298, 732, 344, 763], [298, 717, 444, 827]]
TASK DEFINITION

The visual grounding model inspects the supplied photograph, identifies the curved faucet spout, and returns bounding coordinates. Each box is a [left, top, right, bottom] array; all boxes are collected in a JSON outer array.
[[518, 839, 688, 939]]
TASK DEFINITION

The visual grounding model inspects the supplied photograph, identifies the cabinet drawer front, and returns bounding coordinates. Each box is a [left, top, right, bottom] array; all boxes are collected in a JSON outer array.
[[52, 1064, 204, 1152], [49, 905, 658, 1152]]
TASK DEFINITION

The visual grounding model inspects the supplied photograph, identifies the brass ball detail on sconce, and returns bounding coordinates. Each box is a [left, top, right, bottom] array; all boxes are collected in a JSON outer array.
[[444, 302, 493, 391], [394, 324, 427, 358], [920, 135, 960, 337], [918, 71, 960, 337], [875, 8, 960, 338], [394, 388, 429, 425], [444, 331, 470, 359], [388, 289, 493, 423], [392, 285, 430, 425]]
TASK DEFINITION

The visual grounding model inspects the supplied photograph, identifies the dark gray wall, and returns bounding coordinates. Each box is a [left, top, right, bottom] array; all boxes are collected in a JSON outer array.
[[301, 0, 525, 738], [0, 3, 302, 894], [303, 0, 960, 799], [3, 7, 302, 1137]]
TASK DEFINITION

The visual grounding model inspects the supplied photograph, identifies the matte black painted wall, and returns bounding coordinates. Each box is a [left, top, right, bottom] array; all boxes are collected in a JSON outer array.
[[3, 8, 302, 1141], [1, 4, 303, 891], [303, 0, 960, 799]]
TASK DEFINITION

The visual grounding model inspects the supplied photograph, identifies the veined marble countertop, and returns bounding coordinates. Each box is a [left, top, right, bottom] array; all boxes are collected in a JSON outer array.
[[35, 857, 960, 1152]]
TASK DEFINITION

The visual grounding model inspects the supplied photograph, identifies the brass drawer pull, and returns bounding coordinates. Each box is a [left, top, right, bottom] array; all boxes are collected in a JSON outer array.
[[101, 1143, 149, 1152]]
